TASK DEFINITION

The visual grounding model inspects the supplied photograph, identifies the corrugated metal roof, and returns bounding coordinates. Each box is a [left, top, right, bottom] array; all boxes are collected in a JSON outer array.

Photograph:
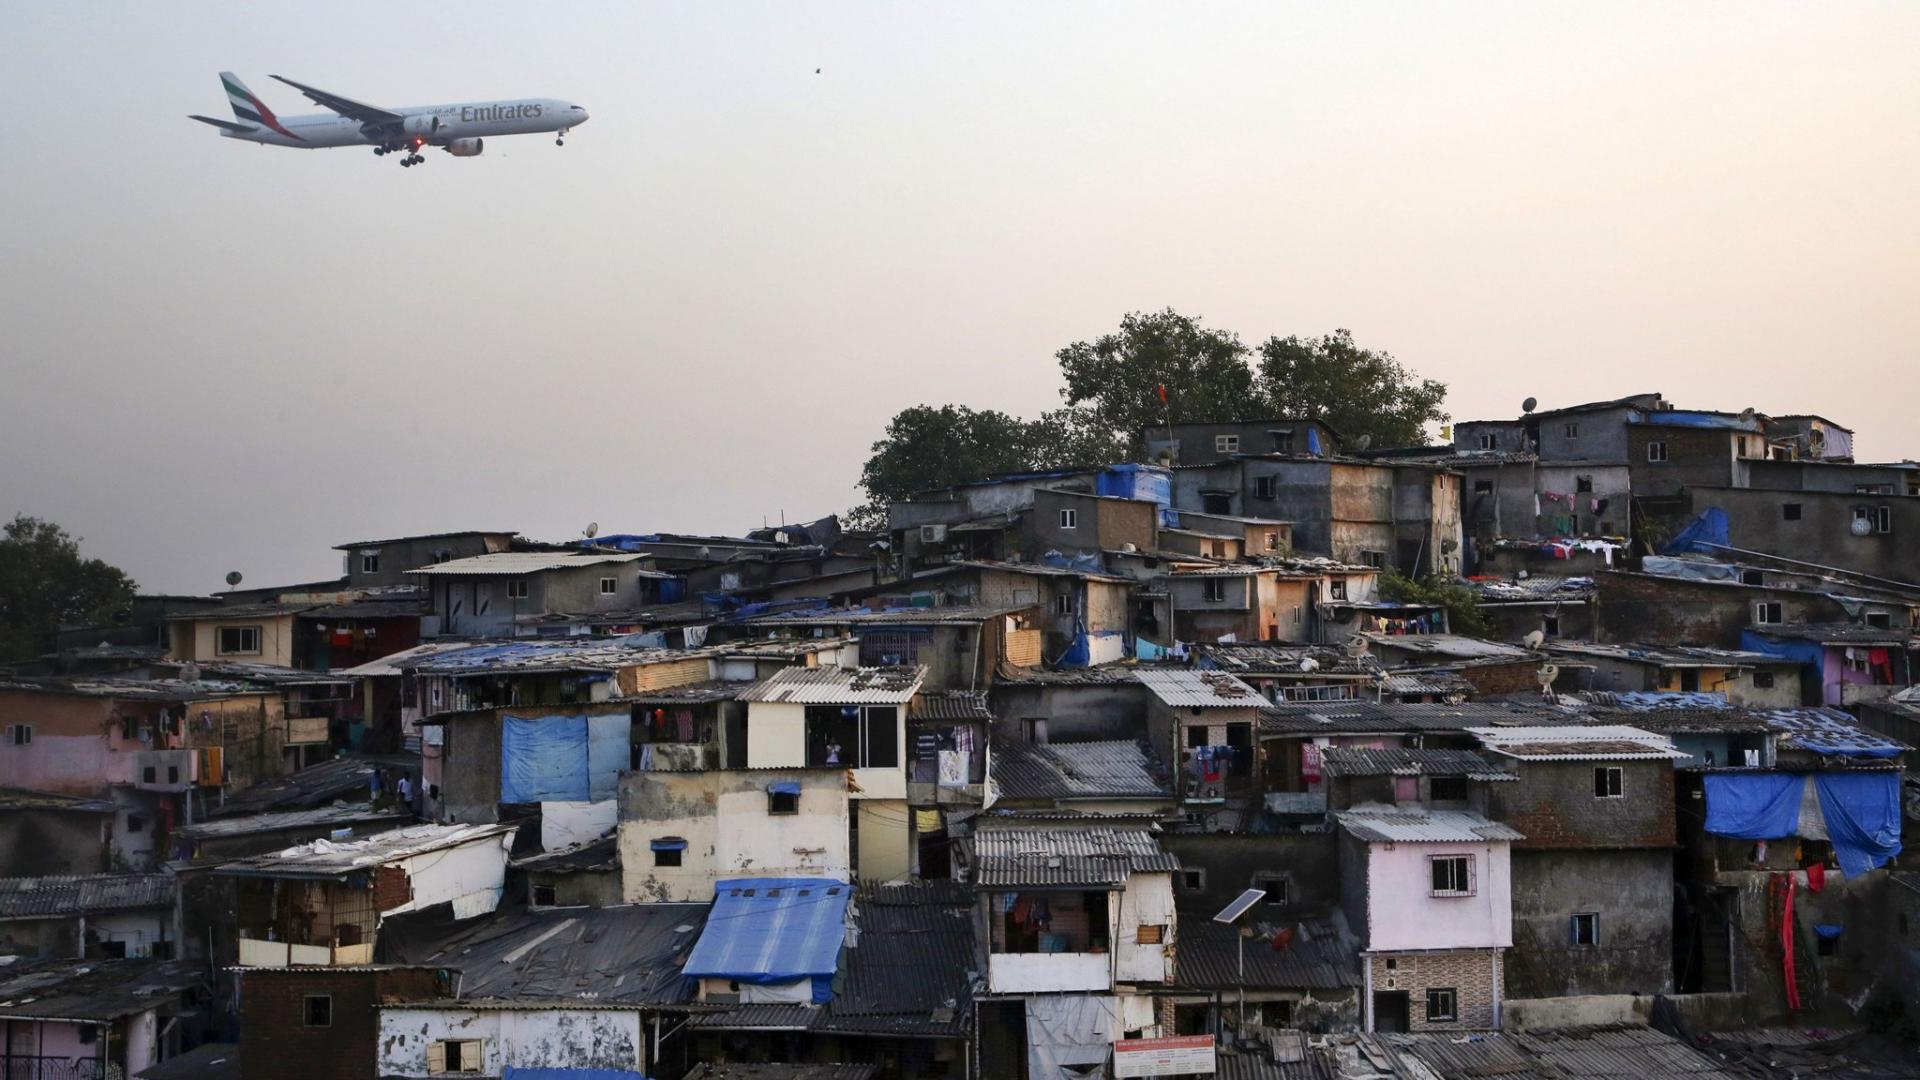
[[1335, 808, 1525, 843], [207, 753, 417, 817], [970, 828, 1179, 888], [685, 1004, 822, 1030], [0, 957, 204, 1021], [407, 638, 701, 675], [1320, 747, 1513, 781], [684, 878, 852, 982], [1469, 725, 1687, 761], [1764, 707, 1910, 757], [1174, 918, 1361, 992], [820, 883, 973, 1037], [134, 1040, 240, 1080], [174, 805, 408, 841], [740, 604, 1031, 626], [381, 902, 706, 1005], [909, 691, 992, 721], [212, 822, 516, 880], [1261, 699, 1589, 736], [990, 739, 1174, 802], [1136, 669, 1264, 707], [0, 874, 174, 919], [1361, 633, 1537, 661], [406, 551, 668, 576], [738, 665, 926, 704]]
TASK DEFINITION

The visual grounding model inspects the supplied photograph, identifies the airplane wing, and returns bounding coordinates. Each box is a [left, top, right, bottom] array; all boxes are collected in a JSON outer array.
[[268, 74, 404, 126]]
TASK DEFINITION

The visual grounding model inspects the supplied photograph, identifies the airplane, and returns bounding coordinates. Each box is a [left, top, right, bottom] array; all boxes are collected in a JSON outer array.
[[189, 72, 588, 167]]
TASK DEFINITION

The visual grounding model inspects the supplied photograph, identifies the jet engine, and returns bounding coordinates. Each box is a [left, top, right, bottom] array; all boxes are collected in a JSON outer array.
[[444, 138, 484, 157], [402, 114, 448, 139]]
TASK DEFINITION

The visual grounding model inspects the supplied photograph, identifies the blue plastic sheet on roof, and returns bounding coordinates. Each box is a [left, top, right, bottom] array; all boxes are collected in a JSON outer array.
[[1814, 771, 1903, 878], [506, 1060, 648, 1068], [651, 837, 688, 852], [504, 1070, 647, 1080], [766, 781, 801, 797], [1609, 691, 1731, 711], [1643, 410, 1761, 431], [1096, 464, 1171, 507], [1663, 508, 1730, 555], [1703, 772, 1802, 840], [1814, 924, 1845, 939], [684, 877, 850, 1000], [1306, 428, 1323, 455]]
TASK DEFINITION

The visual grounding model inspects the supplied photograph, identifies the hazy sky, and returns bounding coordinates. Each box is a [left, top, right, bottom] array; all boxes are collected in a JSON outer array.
[[3, 3, 1916, 594]]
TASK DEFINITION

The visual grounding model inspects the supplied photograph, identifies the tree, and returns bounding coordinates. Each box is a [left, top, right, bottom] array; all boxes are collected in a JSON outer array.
[[1056, 308, 1261, 454], [846, 405, 1125, 529], [0, 515, 139, 662], [1255, 329, 1448, 449], [1378, 568, 1488, 637]]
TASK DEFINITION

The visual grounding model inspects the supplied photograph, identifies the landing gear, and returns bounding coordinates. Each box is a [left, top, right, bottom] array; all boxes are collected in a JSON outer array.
[[556, 127, 569, 147], [399, 153, 424, 167]]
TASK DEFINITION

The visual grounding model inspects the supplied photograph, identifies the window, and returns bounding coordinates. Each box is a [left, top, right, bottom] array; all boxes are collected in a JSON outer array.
[[1741, 569, 1765, 586], [7, 724, 32, 747], [168, 765, 180, 784], [427, 1039, 484, 1074], [1186, 726, 1209, 749], [1646, 441, 1668, 463], [125, 814, 146, 834], [532, 883, 556, 906], [1425, 988, 1458, 1022], [1430, 855, 1472, 896], [1571, 913, 1599, 946], [1593, 766, 1623, 798], [506, 579, 530, 600], [1329, 579, 1347, 601], [1203, 578, 1226, 603], [653, 842, 684, 868], [1754, 602, 1783, 625], [1023, 717, 1049, 745], [1866, 611, 1893, 629], [1059, 508, 1078, 530], [1428, 776, 1469, 802], [1874, 506, 1893, 533], [1256, 476, 1277, 500], [1054, 594, 1074, 616], [1753, 671, 1775, 689], [1251, 874, 1290, 906], [1360, 550, 1387, 569], [1216, 434, 1240, 454], [1472, 480, 1493, 495], [360, 553, 380, 574], [216, 626, 261, 655], [1575, 475, 1593, 493], [1270, 432, 1294, 454], [304, 994, 332, 1027], [142, 765, 158, 783], [77, 1026, 97, 1045], [1782, 503, 1802, 521], [599, 576, 618, 595], [1541, 615, 1560, 637], [1136, 924, 1166, 944], [805, 705, 900, 768], [768, 789, 799, 815], [1478, 434, 1497, 451], [1264, 531, 1280, 551], [1179, 868, 1206, 891], [1564, 422, 1580, 439]]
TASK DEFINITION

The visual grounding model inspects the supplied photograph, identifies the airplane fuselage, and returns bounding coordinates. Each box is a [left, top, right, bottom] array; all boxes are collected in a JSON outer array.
[[224, 98, 583, 149]]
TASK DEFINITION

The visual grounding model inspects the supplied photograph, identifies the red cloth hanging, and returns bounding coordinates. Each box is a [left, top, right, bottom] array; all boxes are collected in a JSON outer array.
[[1806, 861, 1825, 893], [1781, 874, 1801, 1012]]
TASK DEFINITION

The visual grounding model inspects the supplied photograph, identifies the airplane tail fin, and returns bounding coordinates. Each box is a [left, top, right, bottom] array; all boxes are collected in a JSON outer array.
[[220, 71, 278, 128]]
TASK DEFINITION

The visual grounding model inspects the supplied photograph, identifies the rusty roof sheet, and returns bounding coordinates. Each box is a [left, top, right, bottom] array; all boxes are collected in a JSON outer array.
[[738, 665, 926, 704], [909, 691, 992, 721], [1174, 918, 1361, 992], [969, 828, 1179, 888], [1136, 668, 1263, 707], [1335, 808, 1524, 844]]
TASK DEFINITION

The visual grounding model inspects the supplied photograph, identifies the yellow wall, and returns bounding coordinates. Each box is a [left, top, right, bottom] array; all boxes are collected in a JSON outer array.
[[857, 798, 910, 883], [746, 701, 808, 768], [173, 614, 298, 667]]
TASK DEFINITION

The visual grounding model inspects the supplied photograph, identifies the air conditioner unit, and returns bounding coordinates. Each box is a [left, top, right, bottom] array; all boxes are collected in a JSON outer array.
[[920, 524, 948, 543]]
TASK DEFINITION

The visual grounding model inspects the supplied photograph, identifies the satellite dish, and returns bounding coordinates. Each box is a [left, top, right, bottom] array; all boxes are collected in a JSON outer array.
[[1353, 434, 1373, 452], [1344, 636, 1370, 658], [1298, 657, 1319, 673], [180, 661, 201, 683], [225, 571, 243, 587], [1850, 516, 1873, 537], [1536, 663, 1561, 694], [1522, 629, 1546, 650], [1739, 407, 1756, 422], [1522, 397, 1538, 414], [585, 522, 600, 539]]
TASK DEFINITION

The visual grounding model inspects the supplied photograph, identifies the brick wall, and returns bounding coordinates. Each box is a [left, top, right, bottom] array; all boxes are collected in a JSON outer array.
[[240, 968, 440, 1080], [1367, 948, 1505, 1031], [1458, 660, 1543, 697], [1595, 571, 1850, 650], [1489, 760, 1675, 850]]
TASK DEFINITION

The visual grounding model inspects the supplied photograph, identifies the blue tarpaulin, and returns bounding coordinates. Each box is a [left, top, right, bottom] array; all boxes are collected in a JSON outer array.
[[502, 715, 591, 803], [1663, 508, 1730, 555], [506, 1060, 648, 1068], [500, 714, 628, 804], [1814, 771, 1903, 878], [1096, 464, 1171, 507], [684, 878, 850, 1003], [766, 781, 801, 796], [503, 1070, 647, 1080], [1703, 772, 1802, 839], [1306, 428, 1323, 455], [650, 837, 687, 852]]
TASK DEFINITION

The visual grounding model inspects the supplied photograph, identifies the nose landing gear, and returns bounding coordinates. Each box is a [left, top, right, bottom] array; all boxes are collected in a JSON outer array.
[[556, 127, 569, 147]]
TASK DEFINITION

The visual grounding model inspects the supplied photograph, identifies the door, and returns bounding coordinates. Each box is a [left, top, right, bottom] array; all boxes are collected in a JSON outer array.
[[1373, 991, 1411, 1033]]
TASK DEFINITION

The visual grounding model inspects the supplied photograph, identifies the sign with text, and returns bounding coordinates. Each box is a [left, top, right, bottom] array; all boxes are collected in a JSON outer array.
[[1113, 1035, 1216, 1077]]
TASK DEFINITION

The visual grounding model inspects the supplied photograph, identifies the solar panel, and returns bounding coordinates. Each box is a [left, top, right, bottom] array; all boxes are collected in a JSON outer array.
[[1213, 887, 1267, 923]]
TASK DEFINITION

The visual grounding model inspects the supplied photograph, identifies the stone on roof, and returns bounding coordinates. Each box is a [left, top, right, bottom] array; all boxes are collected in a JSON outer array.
[[738, 665, 926, 705]]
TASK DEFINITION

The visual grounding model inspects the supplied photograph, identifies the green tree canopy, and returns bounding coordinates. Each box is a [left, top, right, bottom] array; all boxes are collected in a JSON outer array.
[[1056, 308, 1258, 454], [1256, 329, 1448, 450], [0, 515, 139, 662]]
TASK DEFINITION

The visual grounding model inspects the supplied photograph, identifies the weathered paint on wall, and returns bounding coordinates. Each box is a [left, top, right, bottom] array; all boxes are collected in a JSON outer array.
[[376, 1007, 643, 1078], [1114, 871, 1174, 982], [619, 768, 849, 902], [1363, 841, 1512, 952]]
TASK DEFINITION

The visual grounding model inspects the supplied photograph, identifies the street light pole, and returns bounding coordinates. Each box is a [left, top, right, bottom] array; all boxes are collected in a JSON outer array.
[[1213, 887, 1267, 1043]]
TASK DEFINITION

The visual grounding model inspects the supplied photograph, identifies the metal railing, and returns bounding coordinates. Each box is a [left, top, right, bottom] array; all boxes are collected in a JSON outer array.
[[1, 1056, 104, 1080]]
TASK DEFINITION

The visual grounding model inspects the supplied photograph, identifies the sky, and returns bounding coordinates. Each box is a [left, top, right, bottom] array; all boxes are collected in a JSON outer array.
[[2, 3, 1916, 593]]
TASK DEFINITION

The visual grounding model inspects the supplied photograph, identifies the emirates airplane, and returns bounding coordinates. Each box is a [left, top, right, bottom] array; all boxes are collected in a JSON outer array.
[[190, 72, 589, 167]]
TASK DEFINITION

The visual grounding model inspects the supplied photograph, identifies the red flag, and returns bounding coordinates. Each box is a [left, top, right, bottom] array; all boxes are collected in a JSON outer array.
[[1156, 384, 1167, 404]]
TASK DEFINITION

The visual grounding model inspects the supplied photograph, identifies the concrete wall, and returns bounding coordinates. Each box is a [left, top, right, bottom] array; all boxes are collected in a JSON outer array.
[[618, 768, 849, 902], [1595, 572, 1856, 650], [1162, 831, 1341, 917], [745, 701, 904, 799], [439, 712, 504, 824], [1533, 406, 1643, 463], [989, 682, 1149, 743], [0, 691, 128, 793], [173, 613, 299, 666], [342, 533, 512, 589], [1688, 486, 1920, 586], [1364, 842, 1512, 952], [376, 1007, 643, 1078], [1148, 420, 1339, 465], [1627, 425, 1745, 501], [1505, 848, 1673, 999], [1535, 464, 1630, 538], [242, 967, 440, 1080], [856, 797, 911, 883], [1487, 760, 1675, 852], [1740, 459, 1918, 496], [1454, 421, 1529, 456]]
